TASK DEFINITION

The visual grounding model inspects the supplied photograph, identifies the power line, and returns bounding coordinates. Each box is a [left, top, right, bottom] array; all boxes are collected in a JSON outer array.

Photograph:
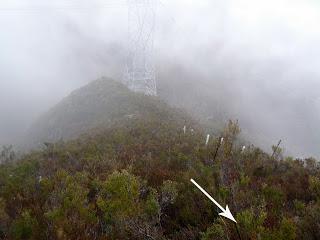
[[0, 2, 128, 12]]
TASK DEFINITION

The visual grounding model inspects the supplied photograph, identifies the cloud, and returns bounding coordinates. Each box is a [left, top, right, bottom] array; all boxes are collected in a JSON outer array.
[[0, 0, 320, 157]]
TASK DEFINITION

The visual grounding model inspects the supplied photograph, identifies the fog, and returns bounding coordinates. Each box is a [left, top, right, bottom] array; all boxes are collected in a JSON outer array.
[[1, 0, 320, 158]]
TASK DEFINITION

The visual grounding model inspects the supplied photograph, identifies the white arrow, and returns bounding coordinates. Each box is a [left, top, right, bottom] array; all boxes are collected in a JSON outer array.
[[190, 179, 237, 223]]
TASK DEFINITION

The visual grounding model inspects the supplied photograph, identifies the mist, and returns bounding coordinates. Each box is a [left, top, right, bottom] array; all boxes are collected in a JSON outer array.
[[1, 0, 320, 158]]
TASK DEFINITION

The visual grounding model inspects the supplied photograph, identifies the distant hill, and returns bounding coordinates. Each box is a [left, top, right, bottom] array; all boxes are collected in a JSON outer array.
[[25, 77, 194, 149]]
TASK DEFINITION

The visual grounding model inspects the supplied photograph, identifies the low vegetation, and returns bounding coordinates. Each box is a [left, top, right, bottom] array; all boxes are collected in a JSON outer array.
[[1, 79, 319, 239], [1, 117, 320, 239]]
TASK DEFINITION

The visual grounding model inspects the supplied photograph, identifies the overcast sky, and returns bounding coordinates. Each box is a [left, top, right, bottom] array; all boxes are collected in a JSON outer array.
[[1, 0, 320, 157]]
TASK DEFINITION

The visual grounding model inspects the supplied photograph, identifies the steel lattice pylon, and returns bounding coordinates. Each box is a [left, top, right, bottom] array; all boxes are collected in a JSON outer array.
[[124, 0, 157, 96]]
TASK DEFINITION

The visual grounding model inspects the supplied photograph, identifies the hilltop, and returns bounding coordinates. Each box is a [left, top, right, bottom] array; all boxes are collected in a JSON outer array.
[[25, 77, 194, 149]]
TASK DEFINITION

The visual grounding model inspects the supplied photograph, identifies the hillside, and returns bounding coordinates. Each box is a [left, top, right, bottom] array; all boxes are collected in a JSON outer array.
[[25, 77, 193, 149], [1, 113, 320, 239], [1, 78, 320, 239]]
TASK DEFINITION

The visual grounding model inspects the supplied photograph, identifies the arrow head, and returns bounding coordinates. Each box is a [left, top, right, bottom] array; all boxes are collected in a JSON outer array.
[[219, 205, 237, 223]]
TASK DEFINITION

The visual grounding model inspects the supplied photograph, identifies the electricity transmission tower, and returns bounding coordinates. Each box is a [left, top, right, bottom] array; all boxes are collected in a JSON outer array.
[[124, 0, 157, 96]]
